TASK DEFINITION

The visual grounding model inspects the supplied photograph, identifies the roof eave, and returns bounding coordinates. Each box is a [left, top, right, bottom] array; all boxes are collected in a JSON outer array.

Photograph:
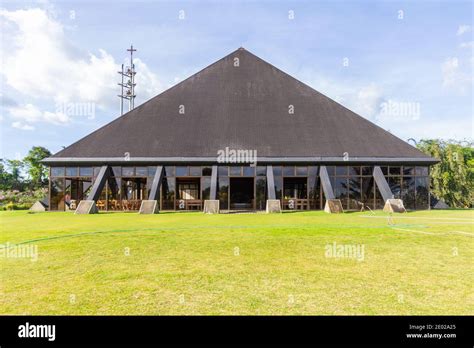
[[42, 156, 439, 165]]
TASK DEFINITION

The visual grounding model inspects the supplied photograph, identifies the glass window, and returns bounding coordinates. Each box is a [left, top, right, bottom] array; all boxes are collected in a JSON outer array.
[[348, 177, 361, 210], [333, 177, 348, 209], [136, 167, 148, 176], [50, 178, 65, 210], [120, 178, 147, 201], [335, 166, 348, 176], [229, 166, 242, 176], [122, 167, 134, 176], [416, 166, 429, 176], [148, 166, 157, 177], [176, 166, 188, 176], [218, 177, 229, 210], [189, 166, 201, 176], [295, 166, 308, 176], [361, 166, 373, 176], [51, 167, 64, 177], [325, 166, 335, 176], [242, 166, 255, 177], [82, 180, 93, 200], [283, 166, 295, 176], [161, 177, 175, 210], [255, 177, 267, 210], [93, 167, 102, 177], [218, 166, 228, 177], [308, 166, 318, 177], [201, 177, 211, 200], [108, 177, 121, 203], [375, 185, 385, 209], [164, 166, 175, 177], [389, 166, 401, 176], [283, 178, 307, 199], [403, 166, 415, 176], [402, 177, 416, 209], [65, 167, 77, 177], [388, 177, 402, 199], [274, 176, 283, 200], [308, 174, 320, 209], [415, 177, 429, 209], [202, 166, 212, 176], [361, 177, 375, 209], [272, 166, 282, 177], [256, 166, 266, 176], [79, 167, 93, 177], [111, 166, 121, 177], [348, 166, 360, 176]]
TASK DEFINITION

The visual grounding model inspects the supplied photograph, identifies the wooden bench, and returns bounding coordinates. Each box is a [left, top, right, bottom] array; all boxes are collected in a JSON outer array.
[[176, 199, 203, 210], [283, 198, 309, 210]]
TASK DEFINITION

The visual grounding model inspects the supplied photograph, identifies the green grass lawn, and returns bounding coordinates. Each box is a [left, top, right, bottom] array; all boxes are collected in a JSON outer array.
[[0, 209, 472, 315]]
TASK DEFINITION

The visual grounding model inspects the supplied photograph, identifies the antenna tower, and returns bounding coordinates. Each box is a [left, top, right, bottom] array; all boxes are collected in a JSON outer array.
[[118, 44, 137, 114]]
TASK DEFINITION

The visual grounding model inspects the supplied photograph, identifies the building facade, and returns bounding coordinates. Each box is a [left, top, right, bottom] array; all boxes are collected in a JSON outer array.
[[44, 48, 436, 212]]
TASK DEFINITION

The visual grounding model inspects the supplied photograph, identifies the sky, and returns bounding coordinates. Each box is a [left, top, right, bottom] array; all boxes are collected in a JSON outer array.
[[0, 0, 473, 160]]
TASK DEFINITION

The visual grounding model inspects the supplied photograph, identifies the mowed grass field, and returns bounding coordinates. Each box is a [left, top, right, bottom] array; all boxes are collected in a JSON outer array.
[[0, 209, 472, 315]]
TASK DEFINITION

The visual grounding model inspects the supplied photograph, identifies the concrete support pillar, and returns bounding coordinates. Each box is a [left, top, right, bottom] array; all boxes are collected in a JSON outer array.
[[320, 165, 343, 213], [139, 166, 163, 214], [373, 166, 394, 202], [266, 165, 281, 213], [75, 165, 110, 214], [204, 165, 220, 214]]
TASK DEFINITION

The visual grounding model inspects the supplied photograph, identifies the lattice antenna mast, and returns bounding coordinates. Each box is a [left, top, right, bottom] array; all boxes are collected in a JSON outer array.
[[118, 45, 137, 114]]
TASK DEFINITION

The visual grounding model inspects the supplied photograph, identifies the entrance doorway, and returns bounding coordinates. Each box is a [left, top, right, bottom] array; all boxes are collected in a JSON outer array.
[[230, 177, 254, 210], [176, 178, 202, 210], [283, 177, 308, 210]]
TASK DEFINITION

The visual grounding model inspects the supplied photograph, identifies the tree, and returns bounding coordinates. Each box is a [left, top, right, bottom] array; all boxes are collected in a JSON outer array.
[[23, 146, 52, 188], [0, 159, 13, 190], [417, 139, 473, 208], [6, 159, 24, 191]]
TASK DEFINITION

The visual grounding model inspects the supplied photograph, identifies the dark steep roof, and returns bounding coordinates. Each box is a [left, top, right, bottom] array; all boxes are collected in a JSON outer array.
[[49, 48, 434, 162]]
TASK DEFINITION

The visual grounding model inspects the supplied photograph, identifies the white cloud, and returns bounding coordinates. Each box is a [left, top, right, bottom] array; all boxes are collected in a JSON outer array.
[[133, 58, 163, 103], [8, 104, 42, 122], [0, 7, 162, 127], [459, 41, 474, 49], [12, 121, 35, 131], [442, 57, 460, 86], [8, 103, 71, 129], [303, 74, 384, 121], [456, 25, 471, 36], [353, 83, 383, 119], [441, 57, 470, 93]]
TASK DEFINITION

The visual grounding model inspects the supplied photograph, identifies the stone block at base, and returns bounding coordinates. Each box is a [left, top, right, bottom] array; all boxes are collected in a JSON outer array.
[[383, 199, 406, 213], [139, 200, 159, 214], [29, 201, 47, 212], [203, 200, 220, 214], [75, 200, 98, 214], [324, 199, 344, 213], [266, 199, 281, 213]]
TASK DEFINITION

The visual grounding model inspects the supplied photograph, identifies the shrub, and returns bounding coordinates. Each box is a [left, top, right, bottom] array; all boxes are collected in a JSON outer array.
[[1, 202, 32, 210]]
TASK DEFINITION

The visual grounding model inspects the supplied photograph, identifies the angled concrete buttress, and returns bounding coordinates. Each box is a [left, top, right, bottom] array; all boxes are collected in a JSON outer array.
[[373, 166, 406, 213], [320, 165, 343, 213], [75, 165, 110, 214], [139, 166, 164, 214], [204, 165, 219, 213], [266, 165, 281, 213]]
